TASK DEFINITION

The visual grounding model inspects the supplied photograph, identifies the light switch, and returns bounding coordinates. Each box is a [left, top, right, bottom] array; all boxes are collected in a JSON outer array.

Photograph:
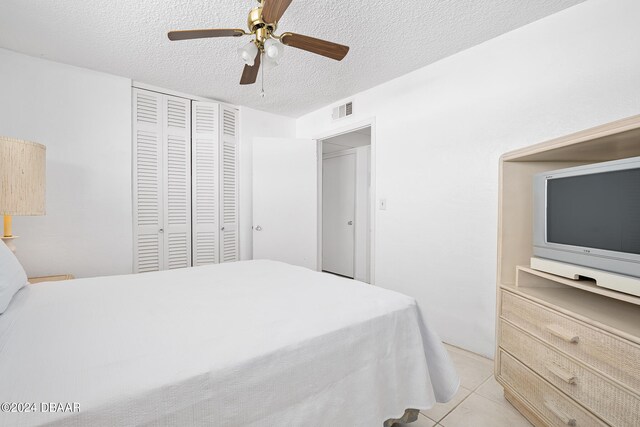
[[379, 199, 387, 210]]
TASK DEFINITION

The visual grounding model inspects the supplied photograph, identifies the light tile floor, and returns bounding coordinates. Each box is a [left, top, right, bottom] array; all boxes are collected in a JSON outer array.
[[396, 344, 532, 427]]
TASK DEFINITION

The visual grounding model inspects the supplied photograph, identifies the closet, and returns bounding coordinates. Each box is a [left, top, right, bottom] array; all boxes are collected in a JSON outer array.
[[133, 88, 238, 273]]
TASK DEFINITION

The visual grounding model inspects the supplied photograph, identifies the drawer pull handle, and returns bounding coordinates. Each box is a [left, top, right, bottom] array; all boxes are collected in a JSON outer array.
[[544, 400, 577, 426], [546, 324, 579, 344], [546, 363, 577, 385]]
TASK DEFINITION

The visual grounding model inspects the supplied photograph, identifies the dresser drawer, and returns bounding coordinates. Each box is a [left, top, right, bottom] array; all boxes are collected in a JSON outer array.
[[501, 320, 640, 426], [499, 350, 606, 427], [500, 290, 640, 392]]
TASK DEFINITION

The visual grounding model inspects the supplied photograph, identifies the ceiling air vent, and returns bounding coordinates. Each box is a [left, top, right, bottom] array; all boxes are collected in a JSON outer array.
[[332, 101, 353, 120]]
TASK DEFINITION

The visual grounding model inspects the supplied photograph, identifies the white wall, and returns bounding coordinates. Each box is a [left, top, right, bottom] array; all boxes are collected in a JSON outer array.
[[0, 48, 133, 278], [296, 0, 640, 357], [238, 106, 296, 260], [0, 49, 297, 276]]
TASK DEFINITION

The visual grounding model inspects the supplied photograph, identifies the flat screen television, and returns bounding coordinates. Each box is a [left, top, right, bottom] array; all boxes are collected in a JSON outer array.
[[533, 156, 640, 279]]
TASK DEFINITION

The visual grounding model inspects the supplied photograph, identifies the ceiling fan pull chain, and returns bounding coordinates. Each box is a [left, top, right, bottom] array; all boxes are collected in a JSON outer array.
[[260, 51, 266, 98]]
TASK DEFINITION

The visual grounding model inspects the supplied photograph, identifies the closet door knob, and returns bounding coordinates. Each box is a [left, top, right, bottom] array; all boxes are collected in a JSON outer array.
[[255, 225, 262, 231], [159, 229, 164, 233], [221, 227, 225, 231], [348, 221, 353, 225]]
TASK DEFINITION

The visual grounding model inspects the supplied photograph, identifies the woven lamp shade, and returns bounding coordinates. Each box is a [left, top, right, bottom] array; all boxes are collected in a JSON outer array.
[[0, 137, 46, 216]]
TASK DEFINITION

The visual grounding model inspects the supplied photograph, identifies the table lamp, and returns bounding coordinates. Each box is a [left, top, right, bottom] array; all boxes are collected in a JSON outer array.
[[0, 136, 46, 252]]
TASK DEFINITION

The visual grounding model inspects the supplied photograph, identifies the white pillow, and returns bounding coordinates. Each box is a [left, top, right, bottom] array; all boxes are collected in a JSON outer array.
[[0, 240, 28, 313]]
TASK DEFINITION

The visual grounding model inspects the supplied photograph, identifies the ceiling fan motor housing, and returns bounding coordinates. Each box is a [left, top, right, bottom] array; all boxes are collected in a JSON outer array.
[[248, 6, 276, 46]]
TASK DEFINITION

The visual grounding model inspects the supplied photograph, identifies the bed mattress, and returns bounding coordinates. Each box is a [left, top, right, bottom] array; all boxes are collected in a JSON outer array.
[[0, 260, 458, 426]]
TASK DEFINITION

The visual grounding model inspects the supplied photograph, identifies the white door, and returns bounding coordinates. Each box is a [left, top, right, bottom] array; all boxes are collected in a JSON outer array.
[[322, 153, 356, 277], [133, 89, 191, 272], [253, 138, 317, 269], [163, 96, 192, 270], [133, 89, 163, 273], [191, 101, 220, 266], [219, 106, 240, 263]]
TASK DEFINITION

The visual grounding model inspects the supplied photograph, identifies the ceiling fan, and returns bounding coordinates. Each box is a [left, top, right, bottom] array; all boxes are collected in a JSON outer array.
[[167, 0, 350, 87]]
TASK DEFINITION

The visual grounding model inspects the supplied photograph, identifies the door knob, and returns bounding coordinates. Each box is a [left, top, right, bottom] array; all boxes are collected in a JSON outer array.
[[159, 228, 164, 233], [221, 226, 225, 231], [255, 225, 262, 231], [348, 221, 353, 225]]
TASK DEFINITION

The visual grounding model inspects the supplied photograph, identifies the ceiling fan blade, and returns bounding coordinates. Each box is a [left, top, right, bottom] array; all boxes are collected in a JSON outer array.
[[240, 52, 262, 85], [280, 33, 349, 61], [168, 28, 245, 41], [262, 0, 294, 23]]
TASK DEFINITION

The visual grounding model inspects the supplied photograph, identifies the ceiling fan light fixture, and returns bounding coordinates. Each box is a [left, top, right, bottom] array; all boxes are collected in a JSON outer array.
[[263, 54, 279, 71], [238, 41, 258, 66], [264, 38, 284, 59]]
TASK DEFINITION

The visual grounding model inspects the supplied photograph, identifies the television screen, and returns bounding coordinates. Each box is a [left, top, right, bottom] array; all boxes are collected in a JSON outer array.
[[547, 168, 640, 255]]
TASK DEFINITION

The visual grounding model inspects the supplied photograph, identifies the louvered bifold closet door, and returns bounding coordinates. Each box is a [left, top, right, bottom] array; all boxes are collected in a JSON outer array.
[[163, 96, 192, 269], [133, 89, 164, 273], [191, 101, 220, 265], [219, 106, 240, 262]]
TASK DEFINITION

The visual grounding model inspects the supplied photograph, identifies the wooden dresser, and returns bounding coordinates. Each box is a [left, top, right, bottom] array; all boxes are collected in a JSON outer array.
[[496, 115, 640, 427]]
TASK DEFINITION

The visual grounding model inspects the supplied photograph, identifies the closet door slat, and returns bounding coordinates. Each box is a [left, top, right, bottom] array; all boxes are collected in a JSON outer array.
[[219, 106, 239, 263], [163, 95, 192, 270], [192, 101, 220, 266], [133, 89, 164, 273]]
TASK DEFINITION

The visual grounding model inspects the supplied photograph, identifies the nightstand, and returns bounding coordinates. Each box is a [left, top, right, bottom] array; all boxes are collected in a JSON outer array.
[[28, 274, 75, 284]]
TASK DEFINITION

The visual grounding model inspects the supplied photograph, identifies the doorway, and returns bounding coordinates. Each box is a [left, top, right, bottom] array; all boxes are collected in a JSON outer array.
[[320, 127, 371, 282]]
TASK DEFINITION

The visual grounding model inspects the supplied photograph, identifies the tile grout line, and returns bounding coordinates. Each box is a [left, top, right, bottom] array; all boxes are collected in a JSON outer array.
[[443, 342, 494, 363], [473, 373, 496, 393], [428, 344, 495, 426], [423, 372, 494, 424]]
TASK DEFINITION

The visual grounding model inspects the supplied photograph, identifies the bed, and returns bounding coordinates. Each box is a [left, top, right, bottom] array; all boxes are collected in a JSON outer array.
[[0, 260, 458, 426]]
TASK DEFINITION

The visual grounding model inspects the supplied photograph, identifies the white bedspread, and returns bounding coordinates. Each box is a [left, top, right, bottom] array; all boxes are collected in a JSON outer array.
[[0, 260, 458, 426]]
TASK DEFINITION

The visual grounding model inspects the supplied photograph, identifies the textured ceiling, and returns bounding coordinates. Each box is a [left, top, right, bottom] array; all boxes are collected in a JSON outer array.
[[0, 0, 584, 117]]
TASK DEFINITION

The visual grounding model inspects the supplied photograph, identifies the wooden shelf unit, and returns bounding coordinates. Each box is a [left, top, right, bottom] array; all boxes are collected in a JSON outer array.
[[517, 266, 640, 308], [28, 274, 75, 284], [496, 114, 640, 427]]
